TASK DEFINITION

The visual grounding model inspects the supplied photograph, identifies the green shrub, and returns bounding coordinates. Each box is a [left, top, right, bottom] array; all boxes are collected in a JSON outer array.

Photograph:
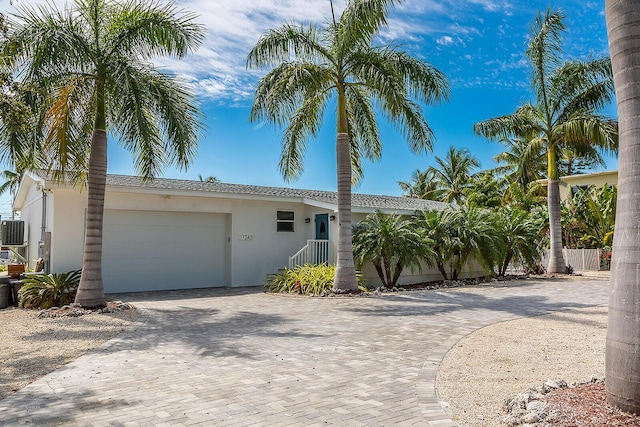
[[0, 264, 6, 273], [18, 269, 82, 309], [266, 264, 367, 295]]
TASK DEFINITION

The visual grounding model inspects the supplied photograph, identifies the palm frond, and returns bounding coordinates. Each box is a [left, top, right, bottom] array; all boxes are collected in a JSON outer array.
[[346, 85, 381, 162], [250, 62, 333, 128], [278, 89, 331, 181], [384, 49, 450, 104], [247, 23, 330, 69], [109, 60, 199, 179], [107, 0, 205, 59], [338, 0, 399, 52], [527, 8, 566, 107], [12, 2, 92, 82], [474, 105, 542, 140], [555, 112, 618, 155], [41, 75, 93, 180], [552, 58, 615, 124]]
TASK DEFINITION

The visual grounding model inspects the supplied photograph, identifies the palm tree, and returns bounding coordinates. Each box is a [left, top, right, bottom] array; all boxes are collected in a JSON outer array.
[[475, 8, 617, 273], [558, 146, 606, 176], [463, 170, 504, 208], [605, 0, 640, 413], [247, 0, 449, 291], [427, 147, 480, 204], [0, 169, 21, 219], [8, 0, 204, 307], [397, 169, 439, 199], [415, 206, 497, 280], [494, 208, 545, 276], [198, 174, 219, 183], [492, 134, 546, 191], [503, 181, 546, 211], [352, 211, 429, 288]]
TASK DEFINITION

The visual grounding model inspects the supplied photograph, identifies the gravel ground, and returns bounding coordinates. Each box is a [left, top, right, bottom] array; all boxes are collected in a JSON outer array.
[[436, 304, 608, 426], [0, 306, 139, 400]]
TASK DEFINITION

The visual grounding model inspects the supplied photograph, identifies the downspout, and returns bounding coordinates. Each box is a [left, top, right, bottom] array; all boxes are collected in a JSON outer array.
[[40, 187, 49, 273]]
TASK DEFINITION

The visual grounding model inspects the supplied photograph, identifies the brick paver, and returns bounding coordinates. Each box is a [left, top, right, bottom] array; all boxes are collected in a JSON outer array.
[[0, 278, 609, 426]]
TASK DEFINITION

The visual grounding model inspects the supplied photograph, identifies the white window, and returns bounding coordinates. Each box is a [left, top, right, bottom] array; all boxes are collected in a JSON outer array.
[[277, 211, 295, 232]]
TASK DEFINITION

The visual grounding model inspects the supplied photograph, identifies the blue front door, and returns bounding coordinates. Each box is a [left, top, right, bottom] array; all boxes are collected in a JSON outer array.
[[315, 214, 329, 240]]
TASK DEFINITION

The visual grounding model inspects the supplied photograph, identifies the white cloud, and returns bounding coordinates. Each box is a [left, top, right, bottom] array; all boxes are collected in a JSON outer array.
[[436, 35, 454, 46]]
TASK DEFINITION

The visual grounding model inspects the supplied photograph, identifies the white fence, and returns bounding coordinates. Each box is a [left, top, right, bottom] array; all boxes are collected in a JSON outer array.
[[289, 240, 330, 269], [541, 248, 605, 272]]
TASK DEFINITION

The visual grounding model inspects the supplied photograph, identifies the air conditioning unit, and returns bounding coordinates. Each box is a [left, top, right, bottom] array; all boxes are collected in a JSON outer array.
[[2, 220, 24, 246]]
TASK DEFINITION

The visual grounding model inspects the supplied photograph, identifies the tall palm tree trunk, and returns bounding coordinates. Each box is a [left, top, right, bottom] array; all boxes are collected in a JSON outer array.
[[546, 179, 566, 273], [74, 128, 107, 307], [333, 132, 358, 291], [605, 0, 640, 413]]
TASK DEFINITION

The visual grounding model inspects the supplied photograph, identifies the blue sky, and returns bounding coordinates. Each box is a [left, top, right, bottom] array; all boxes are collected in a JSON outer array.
[[0, 0, 617, 217]]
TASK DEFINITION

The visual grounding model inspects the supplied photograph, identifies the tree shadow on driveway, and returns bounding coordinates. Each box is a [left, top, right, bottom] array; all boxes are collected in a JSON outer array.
[[106, 306, 326, 360], [345, 280, 607, 323], [0, 388, 138, 426]]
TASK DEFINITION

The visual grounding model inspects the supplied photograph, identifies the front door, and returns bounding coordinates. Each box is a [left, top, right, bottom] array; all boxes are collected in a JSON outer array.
[[315, 214, 329, 240]]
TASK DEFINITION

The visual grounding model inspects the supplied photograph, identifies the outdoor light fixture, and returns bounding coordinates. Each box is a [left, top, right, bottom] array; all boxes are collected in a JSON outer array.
[[330, 215, 336, 221], [305, 218, 311, 223]]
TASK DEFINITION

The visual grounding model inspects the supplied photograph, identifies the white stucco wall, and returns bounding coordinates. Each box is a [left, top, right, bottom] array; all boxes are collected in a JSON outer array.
[[38, 185, 330, 288], [20, 180, 466, 291], [360, 258, 487, 288], [228, 199, 315, 286], [51, 189, 87, 272], [15, 183, 46, 269]]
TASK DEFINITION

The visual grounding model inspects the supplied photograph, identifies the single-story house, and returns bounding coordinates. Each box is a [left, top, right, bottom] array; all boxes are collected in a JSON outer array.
[[13, 172, 478, 293]]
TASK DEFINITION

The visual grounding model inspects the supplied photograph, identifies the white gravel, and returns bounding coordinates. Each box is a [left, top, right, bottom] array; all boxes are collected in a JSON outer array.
[[436, 304, 607, 427], [0, 306, 139, 400]]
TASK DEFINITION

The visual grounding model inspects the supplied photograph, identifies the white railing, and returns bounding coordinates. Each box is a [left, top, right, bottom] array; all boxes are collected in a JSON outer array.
[[289, 240, 330, 269]]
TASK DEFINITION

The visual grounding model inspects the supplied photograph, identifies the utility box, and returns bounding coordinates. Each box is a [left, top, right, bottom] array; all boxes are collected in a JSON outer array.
[[1, 221, 24, 246]]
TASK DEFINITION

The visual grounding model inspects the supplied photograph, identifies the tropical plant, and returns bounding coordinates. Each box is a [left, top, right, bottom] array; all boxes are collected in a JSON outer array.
[[266, 264, 367, 295], [493, 208, 545, 276], [397, 169, 439, 199], [352, 211, 430, 288], [426, 146, 480, 204], [558, 145, 606, 176], [6, 0, 205, 307], [561, 184, 616, 249], [502, 181, 547, 211], [0, 169, 21, 218], [492, 134, 546, 192], [463, 171, 504, 209], [415, 206, 498, 280], [18, 269, 81, 309], [0, 13, 36, 167], [474, 8, 618, 273], [247, 0, 449, 291], [198, 174, 219, 183], [605, 0, 640, 413]]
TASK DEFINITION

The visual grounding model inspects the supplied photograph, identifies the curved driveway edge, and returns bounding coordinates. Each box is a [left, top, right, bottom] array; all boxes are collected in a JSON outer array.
[[0, 278, 609, 426]]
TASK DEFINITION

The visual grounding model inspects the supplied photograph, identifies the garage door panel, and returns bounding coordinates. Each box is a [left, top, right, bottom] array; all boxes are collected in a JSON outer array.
[[102, 210, 228, 293]]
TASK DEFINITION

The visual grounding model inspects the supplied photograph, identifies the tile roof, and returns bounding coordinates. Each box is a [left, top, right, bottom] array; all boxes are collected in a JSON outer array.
[[106, 174, 449, 212]]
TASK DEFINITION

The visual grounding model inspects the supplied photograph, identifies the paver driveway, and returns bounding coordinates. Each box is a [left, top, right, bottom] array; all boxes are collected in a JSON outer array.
[[0, 278, 609, 426]]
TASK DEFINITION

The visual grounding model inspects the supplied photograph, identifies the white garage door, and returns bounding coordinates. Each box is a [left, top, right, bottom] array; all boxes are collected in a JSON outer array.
[[102, 210, 228, 293]]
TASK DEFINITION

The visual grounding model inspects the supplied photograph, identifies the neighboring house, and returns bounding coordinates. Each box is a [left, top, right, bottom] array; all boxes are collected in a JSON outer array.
[[558, 170, 618, 201], [14, 172, 468, 293]]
